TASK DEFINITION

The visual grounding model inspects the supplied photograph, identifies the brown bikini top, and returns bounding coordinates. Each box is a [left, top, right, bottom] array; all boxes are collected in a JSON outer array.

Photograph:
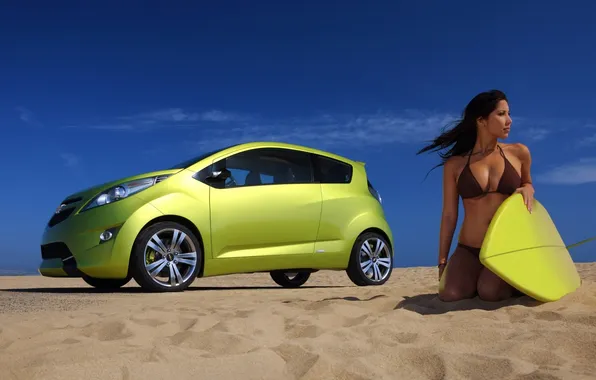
[[457, 145, 522, 199]]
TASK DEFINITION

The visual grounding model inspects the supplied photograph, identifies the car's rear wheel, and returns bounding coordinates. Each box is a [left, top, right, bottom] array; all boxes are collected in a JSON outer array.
[[82, 275, 131, 290], [270, 270, 311, 288], [346, 232, 393, 286], [131, 221, 202, 292]]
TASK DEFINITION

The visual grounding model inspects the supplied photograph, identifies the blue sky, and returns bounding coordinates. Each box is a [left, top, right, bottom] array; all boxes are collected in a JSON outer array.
[[1, 1, 596, 272]]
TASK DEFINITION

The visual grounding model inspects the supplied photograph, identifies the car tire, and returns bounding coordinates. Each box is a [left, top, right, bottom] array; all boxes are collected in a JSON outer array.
[[270, 270, 311, 288], [131, 221, 202, 292], [82, 275, 131, 290], [346, 232, 393, 286]]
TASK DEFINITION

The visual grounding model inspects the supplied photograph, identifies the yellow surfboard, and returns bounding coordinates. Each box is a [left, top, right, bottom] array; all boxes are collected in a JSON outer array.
[[479, 193, 581, 302]]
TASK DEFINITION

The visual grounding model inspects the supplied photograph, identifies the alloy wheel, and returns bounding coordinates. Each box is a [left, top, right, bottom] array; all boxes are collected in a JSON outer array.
[[143, 227, 198, 288], [359, 237, 392, 282]]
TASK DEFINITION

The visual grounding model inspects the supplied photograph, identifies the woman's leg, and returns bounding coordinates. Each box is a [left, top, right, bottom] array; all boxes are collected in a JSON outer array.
[[476, 267, 515, 302], [438, 244, 484, 302]]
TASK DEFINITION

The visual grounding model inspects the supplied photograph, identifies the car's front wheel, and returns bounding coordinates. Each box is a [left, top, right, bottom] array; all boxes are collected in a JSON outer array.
[[270, 270, 311, 288], [346, 232, 393, 286], [82, 275, 131, 290], [131, 221, 202, 292]]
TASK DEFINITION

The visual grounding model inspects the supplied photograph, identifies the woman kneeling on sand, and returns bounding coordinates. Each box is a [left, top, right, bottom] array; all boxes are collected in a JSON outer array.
[[417, 89, 535, 302]]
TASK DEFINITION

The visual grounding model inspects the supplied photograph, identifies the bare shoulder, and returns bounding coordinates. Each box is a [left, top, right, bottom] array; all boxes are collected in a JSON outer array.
[[501, 142, 531, 161], [443, 155, 465, 178]]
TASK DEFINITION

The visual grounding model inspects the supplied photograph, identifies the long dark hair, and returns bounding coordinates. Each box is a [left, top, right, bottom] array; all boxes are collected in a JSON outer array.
[[417, 89, 508, 175]]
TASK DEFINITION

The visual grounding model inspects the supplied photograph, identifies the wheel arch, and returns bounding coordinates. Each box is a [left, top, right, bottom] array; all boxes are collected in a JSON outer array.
[[358, 227, 394, 258], [341, 209, 394, 257], [127, 214, 206, 278]]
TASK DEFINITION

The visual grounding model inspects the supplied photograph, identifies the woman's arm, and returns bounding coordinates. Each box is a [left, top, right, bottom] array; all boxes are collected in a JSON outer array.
[[517, 143, 533, 186], [514, 143, 535, 212], [438, 158, 459, 267]]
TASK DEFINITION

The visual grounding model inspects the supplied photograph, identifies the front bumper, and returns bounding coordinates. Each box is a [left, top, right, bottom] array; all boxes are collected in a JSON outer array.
[[39, 196, 149, 279], [39, 231, 120, 278]]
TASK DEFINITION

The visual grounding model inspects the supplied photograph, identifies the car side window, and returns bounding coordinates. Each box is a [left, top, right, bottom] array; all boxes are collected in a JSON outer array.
[[313, 155, 353, 184], [201, 147, 314, 189]]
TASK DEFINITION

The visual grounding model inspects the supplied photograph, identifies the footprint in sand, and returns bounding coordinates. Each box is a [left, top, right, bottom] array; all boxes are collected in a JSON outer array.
[[83, 320, 134, 342], [284, 321, 322, 339], [233, 309, 252, 318], [272, 343, 320, 379], [506, 309, 532, 323], [130, 317, 167, 327], [168, 325, 257, 355], [394, 332, 419, 344], [534, 311, 563, 321]]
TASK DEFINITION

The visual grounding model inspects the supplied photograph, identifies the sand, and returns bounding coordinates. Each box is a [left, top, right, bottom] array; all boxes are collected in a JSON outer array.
[[1, 264, 595, 380]]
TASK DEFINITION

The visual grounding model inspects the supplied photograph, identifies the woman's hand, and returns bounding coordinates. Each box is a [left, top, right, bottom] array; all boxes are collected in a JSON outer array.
[[514, 183, 535, 213]]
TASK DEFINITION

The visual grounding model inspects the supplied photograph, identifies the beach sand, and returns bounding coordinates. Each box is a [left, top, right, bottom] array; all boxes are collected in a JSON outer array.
[[1, 263, 595, 380]]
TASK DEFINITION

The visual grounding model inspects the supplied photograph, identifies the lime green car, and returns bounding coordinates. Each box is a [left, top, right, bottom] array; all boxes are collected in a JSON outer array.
[[40, 142, 394, 292]]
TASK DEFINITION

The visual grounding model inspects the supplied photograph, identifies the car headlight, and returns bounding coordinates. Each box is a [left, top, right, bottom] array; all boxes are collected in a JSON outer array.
[[81, 177, 161, 212]]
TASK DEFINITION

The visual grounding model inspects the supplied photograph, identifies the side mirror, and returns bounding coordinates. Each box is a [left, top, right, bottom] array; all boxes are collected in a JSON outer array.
[[210, 168, 231, 180]]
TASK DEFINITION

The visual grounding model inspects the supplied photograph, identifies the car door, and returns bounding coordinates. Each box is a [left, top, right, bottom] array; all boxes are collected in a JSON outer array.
[[204, 147, 322, 266]]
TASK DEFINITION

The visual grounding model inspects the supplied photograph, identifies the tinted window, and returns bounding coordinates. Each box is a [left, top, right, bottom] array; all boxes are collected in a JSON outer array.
[[313, 155, 352, 183], [216, 148, 314, 188]]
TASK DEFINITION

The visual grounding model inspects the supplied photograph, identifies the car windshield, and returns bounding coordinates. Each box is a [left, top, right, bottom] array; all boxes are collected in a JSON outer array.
[[166, 144, 237, 170]]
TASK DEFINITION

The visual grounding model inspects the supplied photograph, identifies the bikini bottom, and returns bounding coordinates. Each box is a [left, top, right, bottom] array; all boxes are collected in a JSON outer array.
[[456, 242, 481, 258]]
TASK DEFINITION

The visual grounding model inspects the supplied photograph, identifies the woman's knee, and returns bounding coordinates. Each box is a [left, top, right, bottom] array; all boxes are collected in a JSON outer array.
[[477, 275, 512, 302], [439, 285, 475, 302]]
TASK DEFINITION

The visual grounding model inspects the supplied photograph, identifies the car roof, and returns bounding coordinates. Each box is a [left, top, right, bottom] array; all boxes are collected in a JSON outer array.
[[222, 141, 360, 165]]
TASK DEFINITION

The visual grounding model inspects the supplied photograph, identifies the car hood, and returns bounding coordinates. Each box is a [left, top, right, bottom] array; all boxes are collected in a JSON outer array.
[[61, 169, 183, 202]]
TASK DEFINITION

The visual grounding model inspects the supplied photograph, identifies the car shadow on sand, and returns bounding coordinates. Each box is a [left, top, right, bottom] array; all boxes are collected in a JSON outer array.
[[0, 284, 350, 294], [393, 293, 543, 315]]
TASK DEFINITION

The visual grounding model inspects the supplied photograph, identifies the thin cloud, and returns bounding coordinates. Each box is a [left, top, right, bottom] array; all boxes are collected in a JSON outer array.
[[186, 110, 579, 149], [60, 153, 79, 168], [201, 110, 243, 122], [62, 108, 248, 131], [119, 108, 248, 123], [519, 127, 551, 141], [16, 106, 43, 127], [62, 123, 135, 130], [535, 158, 596, 185], [191, 111, 458, 150]]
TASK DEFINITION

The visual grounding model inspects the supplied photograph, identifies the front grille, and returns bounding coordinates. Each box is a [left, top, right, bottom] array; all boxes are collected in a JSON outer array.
[[48, 206, 75, 227], [41, 242, 72, 260]]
